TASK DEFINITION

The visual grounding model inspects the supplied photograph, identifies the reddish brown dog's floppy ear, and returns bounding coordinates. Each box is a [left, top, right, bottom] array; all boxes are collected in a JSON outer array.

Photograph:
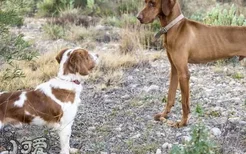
[[56, 48, 68, 63], [162, 0, 176, 16]]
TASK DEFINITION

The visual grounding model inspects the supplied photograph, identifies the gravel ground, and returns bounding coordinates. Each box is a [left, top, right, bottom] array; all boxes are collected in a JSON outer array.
[[1, 18, 246, 154]]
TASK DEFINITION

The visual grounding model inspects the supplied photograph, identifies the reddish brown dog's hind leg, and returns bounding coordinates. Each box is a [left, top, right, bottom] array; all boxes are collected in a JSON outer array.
[[155, 53, 179, 121]]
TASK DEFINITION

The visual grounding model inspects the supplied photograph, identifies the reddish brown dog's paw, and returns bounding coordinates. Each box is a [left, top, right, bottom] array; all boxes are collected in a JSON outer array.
[[154, 113, 163, 121], [167, 121, 187, 128], [154, 112, 169, 121]]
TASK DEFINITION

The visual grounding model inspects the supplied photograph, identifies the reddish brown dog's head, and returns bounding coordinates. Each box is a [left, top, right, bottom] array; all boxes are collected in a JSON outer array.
[[137, 0, 176, 24], [56, 48, 98, 77]]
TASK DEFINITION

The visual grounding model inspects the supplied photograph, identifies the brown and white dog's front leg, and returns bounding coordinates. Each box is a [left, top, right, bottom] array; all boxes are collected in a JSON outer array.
[[59, 124, 79, 154], [155, 53, 179, 121]]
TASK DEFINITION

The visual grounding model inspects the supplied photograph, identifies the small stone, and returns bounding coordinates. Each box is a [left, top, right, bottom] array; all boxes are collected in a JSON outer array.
[[115, 127, 122, 132], [183, 127, 191, 132], [88, 126, 96, 131], [239, 121, 246, 126], [127, 76, 133, 80], [131, 133, 141, 139], [176, 132, 182, 137], [100, 152, 108, 154], [211, 127, 221, 137], [156, 149, 161, 154], [156, 131, 166, 138], [182, 136, 192, 142], [162, 142, 170, 149], [121, 95, 130, 99], [229, 117, 240, 123], [144, 85, 160, 92]]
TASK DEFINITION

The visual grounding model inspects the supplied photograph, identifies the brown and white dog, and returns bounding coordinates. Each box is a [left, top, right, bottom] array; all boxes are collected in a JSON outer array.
[[0, 48, 98, 154]]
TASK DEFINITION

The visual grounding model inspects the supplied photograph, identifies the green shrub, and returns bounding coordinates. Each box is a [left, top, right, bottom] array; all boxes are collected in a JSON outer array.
[[43, 23, 65, 39], [0, 10, 23, 27], [190, 12, 204, 22], [0, 24, 38, 82], [0, 9, 38, 83], [171, 124, 219, 154], [0, 34, 37, 62], [0, 0, 37, 16], [37, 0, 75, 17], [204, 4, 246, 26], [103, 16, 122, 27], [117, 0, 139, 15]]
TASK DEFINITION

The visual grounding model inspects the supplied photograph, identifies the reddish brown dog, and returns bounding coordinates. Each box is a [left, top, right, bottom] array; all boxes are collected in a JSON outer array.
[[137, 0, 246, 127]]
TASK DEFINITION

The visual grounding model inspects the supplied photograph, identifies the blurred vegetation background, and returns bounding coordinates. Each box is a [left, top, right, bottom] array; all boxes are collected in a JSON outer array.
[[0, 0, 245, 89], [0, 1, 245, 152]]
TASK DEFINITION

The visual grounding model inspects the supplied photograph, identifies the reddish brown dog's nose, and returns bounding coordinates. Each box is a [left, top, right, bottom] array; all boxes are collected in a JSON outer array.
[[137, 13, 143, 21]]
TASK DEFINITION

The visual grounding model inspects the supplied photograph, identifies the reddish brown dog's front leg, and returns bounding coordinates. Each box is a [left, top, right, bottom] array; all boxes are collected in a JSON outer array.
[[155, 53, 178, 121], [174, 67, 190, 127]]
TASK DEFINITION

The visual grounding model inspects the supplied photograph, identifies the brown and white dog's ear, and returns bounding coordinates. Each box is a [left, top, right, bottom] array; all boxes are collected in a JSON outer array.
[[162, 0, 176, 16], [68, 50, 91, 76], [56, 48, 68, 64]]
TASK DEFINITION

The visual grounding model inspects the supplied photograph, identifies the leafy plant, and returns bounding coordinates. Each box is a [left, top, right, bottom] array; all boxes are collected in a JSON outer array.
[[204, 4, 246, 26], [171, 124, 219, 154], [43, 23, 65, 39], [0, 0, 37, 16], [232, 72, 244, 79], [0, 10, 23, 27], [0, 10, 38, 83], [37, 0, 75, 17]]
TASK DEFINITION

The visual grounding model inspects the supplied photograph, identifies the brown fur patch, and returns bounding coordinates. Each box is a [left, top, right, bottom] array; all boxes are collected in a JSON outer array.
[[0, 90, 63, 125], [0, 91, 22, 122], [52, 88, 75, 103], [24, 90, 63, 123]]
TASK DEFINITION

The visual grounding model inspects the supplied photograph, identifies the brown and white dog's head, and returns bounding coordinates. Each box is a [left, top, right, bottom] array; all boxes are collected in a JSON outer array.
[[137, 0, 177, 24], [56, 48, 98, 82]]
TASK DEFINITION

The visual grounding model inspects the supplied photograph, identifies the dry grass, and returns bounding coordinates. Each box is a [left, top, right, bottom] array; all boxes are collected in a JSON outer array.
[[89, 49, 164, 87], [64, 25, 96, 41], [0, 46, 164, 91]]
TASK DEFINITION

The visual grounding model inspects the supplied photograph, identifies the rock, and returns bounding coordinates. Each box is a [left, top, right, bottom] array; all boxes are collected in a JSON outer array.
[[156, 131, 166, 138], [131, 133, 141, 139], [229, 117, 240, 124], [239, 121, 246, 126], [162, 142, 172, 150], [115, 125, 122, 132], [156, 149, 162, 154], [100, 152, 108, 154], [183, 127, 191, 132], [144, 85, 160, 92], [121, 94, 130, 99], [88, 126, 96, 131], [176, 132, 182, 137], [211, 127, 222, 137], [182, 136, 192, 142]]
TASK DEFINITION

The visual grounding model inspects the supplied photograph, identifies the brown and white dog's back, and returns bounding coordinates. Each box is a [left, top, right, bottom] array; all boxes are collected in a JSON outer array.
[[0, 48, 98, 154]]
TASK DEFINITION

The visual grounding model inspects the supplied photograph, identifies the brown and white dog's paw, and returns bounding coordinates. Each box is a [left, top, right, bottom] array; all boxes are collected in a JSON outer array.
[[70, 148, 80, 154]]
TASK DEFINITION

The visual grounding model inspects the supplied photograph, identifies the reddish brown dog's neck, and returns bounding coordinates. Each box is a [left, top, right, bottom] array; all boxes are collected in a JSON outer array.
[[158, 2, 182, 27]]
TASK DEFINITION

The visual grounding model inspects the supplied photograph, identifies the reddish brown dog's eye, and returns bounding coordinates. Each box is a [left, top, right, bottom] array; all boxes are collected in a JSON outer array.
[[149, 2, 154, 7]]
